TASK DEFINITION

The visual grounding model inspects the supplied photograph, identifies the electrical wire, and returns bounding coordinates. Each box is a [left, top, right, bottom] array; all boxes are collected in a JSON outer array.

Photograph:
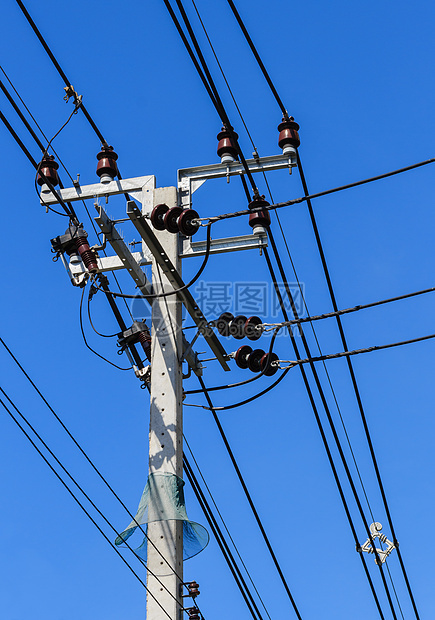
[[0, 108, 76, 219], [297, 149, 420, 619], [184, 454, 267, 620], [0, 336, 202, 611], [263, 248, 390, 617], [79, 284, 133, 371], [0, 389, 173, 620], [198, 156, 435, 223], [277, 332, 435, 368], [87, 284, 119, 338], [195, 375, 304, 619], [184, 436, 272, 619]]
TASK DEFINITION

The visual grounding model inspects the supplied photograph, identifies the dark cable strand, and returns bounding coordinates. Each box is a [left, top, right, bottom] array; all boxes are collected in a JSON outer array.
[[297, 152, 420, 619], [263, 243, 398, 618], [0, 392, 173, 620], [184, 436, 272, 619], [184, 454, 264, 620], [0, 386, 191, 612], [196, 375, 304, 619], [0, 109, 76, 219], [261, 248, 386, 618], [204, 156, 435, 223], [0, 337, 200, 602]]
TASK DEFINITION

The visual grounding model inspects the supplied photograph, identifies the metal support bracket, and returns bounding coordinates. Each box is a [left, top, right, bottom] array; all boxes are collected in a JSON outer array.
[[360, 522, 396, 565], [126, 200, 230, 371], [178, 152, 297, 208]]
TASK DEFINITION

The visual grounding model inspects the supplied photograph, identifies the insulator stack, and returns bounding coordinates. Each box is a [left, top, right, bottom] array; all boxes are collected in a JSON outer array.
[[278, 116, 300, 156], [186, 581, 200, 598], [186, 607, 200, 620], [74, 235, 98, 273], [37, 154, 59, 188], [217, 125, 239, 163], [150, 204, 200, 236], [216, 312, 264, 341], [248, 195, 271, 236], [138, 330, 151, 362], [96, 145, 118, 184], [235, 345, 279, 375]]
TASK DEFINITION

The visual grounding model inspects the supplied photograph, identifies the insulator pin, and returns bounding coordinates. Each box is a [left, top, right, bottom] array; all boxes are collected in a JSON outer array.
[[151, 204, 170, 231], [138, 330, 151, 362], [96, 145, 118, 183], [260, 352, 279, 376]]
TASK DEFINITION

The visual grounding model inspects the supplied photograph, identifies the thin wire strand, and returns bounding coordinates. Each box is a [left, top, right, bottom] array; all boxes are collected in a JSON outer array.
[[0, 391, 173, 620]]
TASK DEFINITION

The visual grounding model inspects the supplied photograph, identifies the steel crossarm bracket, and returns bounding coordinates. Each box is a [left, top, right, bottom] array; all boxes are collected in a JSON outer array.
[[41, 175, 155, 205], [126, 201, 230, 372], [68, 233, 267, 276], [94, 204, 153, 297], [178, 152, 296, 207]]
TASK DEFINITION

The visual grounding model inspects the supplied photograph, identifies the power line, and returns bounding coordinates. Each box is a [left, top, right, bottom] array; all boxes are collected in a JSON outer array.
[[184, 436, 272, 619], [197, 375, 304, 619], [0, 389, 174, 620], [184, 454, 266, 620], [0, 336, 195, 608]]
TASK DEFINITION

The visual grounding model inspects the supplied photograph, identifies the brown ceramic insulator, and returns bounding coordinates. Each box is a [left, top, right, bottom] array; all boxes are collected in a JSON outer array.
[[278, 116, 300, 149], [216, 312, 234, 337], [247, 348, 265, 373], [187, 581, 200, 598], [229, 315, 247, 340], [150, 204, 169, 231], [96, 145, 119, 179], [248, 195, 271, 229], [260, 352, 279, 376], [245, 316, 263, 341], [164, 206, 183, 233], [75, 236, 98, 273], [37, 155, 59, 187], [138, 331, 151, 362], [217, 126, 239, 158], [235, 345, 252, 369], [177, 209, 200, 236], [186, 608, 200, 620]]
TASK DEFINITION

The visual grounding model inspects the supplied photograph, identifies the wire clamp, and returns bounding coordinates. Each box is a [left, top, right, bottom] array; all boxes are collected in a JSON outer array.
[[63, 84, 82, 110], [360, 522, 396, 564]]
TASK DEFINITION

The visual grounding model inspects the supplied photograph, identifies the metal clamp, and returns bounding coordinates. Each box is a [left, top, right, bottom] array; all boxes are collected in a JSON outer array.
[[360, 522, 396, 564]]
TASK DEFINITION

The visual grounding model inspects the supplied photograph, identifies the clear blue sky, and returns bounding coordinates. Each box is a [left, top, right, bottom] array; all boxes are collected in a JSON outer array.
[[1, 0, 435, 618]]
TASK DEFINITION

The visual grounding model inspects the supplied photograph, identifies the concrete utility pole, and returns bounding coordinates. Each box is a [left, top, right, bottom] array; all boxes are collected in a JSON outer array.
[[46, 151, 292, 618], [146, 187, 184, 619]]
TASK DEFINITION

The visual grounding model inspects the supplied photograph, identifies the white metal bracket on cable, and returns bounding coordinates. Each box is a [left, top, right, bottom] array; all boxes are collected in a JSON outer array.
[[360, 522, 396, 564]]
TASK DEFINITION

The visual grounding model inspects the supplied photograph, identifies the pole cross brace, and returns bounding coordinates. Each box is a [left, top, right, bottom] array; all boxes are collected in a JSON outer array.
[[360, 522, 396, 564], [126, 200, 230, 371]]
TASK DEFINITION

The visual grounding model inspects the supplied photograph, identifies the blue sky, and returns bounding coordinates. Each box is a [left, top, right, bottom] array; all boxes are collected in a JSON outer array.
[[1, 0, 435, 618]]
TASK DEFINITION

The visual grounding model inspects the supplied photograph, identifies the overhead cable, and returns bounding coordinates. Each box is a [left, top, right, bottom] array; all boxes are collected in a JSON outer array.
[[0, 390, 173, 620]]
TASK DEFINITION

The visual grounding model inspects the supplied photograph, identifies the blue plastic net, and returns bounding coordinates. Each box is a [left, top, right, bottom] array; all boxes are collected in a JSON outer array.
[[115, 472, 209, 561]]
